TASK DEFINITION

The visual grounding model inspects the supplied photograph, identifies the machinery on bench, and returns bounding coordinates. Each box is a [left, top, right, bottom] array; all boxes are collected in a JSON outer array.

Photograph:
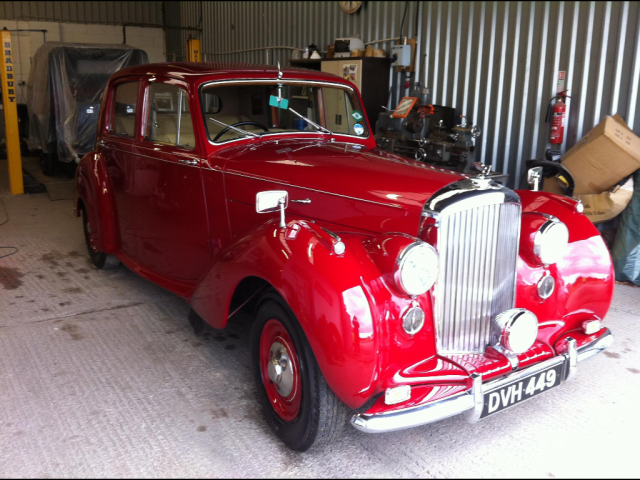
[[375, 82, 484, 174]]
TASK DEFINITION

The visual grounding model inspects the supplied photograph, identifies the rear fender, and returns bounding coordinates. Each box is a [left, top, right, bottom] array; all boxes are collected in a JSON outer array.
[[74, 151, 117, 253]]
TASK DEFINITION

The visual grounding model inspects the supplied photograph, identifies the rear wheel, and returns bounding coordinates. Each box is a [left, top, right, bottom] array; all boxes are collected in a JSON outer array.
[[251, 295, 349, 451], [82, 208, 120, 270]]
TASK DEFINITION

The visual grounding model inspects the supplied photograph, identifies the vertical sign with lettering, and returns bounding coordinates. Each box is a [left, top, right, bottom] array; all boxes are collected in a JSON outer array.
[[187, 38, 201, 62], [0, 29, 24, 195]]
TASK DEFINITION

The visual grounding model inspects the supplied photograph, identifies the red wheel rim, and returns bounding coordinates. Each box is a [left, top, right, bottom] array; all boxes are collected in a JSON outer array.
[[259, 318, 302, 422]]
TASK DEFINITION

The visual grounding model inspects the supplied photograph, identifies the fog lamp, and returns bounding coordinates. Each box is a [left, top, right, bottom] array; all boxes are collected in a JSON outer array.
[[402, 305, 425, 335], [582, 319, 602, 335], [491, 309, 539, 354], [384, 385, 411, 405]]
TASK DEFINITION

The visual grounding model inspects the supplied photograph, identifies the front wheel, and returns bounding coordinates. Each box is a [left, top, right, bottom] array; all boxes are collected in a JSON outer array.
[[82, 209, 120, 270], [251, 295, 349, 451]]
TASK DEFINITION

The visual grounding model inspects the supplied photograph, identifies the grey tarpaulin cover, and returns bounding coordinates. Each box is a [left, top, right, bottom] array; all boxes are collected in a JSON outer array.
[[26, 42, 148, 163], [612, 170, 640, 285]]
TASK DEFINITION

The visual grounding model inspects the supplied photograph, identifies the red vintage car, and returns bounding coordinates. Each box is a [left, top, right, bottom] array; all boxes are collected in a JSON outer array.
[[74, 62, 614, 451]]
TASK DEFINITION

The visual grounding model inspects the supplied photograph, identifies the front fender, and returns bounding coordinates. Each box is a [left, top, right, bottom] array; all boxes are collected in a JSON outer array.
[[74, 151, 117, 253], [189, 219, 438, 409], [516, 190, 614, 346]]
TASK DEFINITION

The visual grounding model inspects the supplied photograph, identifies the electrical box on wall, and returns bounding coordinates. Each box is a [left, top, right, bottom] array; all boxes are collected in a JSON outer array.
[[391, 44, 411, 67]]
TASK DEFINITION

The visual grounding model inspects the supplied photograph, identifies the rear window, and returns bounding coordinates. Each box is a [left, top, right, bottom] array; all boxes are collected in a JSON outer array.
[[111, 82, 138, 138]]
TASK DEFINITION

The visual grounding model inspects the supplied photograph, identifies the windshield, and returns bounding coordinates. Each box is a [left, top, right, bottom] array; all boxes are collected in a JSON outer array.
[[200, 82, 369, 143]]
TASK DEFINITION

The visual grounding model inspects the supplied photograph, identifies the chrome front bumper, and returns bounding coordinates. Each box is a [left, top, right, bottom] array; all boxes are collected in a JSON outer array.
[[351, 329, 614, 433]]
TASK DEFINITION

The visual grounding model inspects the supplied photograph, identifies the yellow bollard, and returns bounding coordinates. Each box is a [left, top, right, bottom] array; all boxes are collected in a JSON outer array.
[[0, 29, 24, 195]]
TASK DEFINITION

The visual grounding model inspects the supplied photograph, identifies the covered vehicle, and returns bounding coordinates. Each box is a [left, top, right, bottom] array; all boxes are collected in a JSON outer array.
[[74, 63, 615, 451], [26, 42, 148, 175]]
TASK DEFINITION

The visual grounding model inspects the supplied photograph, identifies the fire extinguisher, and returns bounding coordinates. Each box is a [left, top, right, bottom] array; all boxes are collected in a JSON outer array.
[[546, 90, 570, 144]]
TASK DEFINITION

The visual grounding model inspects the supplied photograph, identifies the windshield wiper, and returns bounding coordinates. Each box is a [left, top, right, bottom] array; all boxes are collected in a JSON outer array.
[[208, 117, 262, 139], [287, 107, 332, 136]]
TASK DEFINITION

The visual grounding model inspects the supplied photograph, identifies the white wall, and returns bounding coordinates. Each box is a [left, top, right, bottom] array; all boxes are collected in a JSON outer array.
[[0, 19, 165, 104]]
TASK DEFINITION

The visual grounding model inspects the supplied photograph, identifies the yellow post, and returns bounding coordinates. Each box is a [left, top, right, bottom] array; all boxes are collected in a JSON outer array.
[[0, 29, 24, 195], [187, 38, 201, 62]]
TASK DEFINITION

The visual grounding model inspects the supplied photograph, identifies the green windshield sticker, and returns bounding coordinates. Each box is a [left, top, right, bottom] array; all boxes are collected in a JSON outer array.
[[352, 110, 363, 121], [269, 95, 289, 109]]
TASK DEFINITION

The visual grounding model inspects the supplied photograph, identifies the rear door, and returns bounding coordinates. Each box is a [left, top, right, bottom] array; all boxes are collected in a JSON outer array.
[[133, 77, 211, 282]]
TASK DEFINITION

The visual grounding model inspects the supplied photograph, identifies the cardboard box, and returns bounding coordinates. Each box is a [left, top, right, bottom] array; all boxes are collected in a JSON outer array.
[[576, 176, 634, 224], [558, 114, 640, 195], [542, 168, 634, 224]]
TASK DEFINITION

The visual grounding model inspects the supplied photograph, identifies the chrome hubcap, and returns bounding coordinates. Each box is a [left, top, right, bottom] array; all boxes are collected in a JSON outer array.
[[267, 341, 293, 397]]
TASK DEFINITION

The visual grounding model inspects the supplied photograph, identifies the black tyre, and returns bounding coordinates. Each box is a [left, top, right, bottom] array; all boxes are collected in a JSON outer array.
[[251, 294, 349, 451], [40, 151, 55, 177], [82, 208, 120, 270]]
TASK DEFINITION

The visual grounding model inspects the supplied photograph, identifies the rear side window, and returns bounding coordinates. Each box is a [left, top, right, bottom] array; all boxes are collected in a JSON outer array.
[[145, 83, 195, 150], [111, 82, 138, 138]]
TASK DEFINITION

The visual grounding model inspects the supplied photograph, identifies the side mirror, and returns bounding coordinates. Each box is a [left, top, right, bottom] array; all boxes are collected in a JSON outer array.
[[256, 190, 288, 228], [527, 166, 543, 191]]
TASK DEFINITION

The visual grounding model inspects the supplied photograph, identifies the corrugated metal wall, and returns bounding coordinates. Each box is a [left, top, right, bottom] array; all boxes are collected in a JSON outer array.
[[168, 1, 640, 186], [0, 1, 163, 25], [164, 1, 185, 58]]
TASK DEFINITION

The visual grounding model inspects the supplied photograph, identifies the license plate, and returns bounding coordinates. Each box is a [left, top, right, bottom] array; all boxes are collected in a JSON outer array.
[[481, 363, 565, 419]]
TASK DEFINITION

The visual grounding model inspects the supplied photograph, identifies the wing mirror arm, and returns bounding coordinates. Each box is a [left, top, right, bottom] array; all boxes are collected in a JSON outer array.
[[278, 197, 286, 228]]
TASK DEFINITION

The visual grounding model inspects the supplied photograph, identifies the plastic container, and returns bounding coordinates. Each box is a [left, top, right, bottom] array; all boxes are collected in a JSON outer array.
[[293, 119, 308, 130]]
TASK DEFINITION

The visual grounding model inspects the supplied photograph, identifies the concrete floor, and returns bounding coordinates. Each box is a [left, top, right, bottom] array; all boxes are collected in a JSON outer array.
[[1, 158, 640, 478]]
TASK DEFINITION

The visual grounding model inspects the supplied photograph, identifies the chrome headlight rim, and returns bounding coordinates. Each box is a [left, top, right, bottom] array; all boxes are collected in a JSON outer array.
[[533, 218, 569, 265], [394, 241, 439, 297]]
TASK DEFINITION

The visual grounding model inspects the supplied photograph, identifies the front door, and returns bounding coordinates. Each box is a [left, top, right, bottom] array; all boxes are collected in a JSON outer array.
[[132, 78, 211, 283]]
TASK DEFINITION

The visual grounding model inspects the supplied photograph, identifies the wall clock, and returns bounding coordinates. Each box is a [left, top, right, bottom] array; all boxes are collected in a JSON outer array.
[[339, 1, 363, 14]]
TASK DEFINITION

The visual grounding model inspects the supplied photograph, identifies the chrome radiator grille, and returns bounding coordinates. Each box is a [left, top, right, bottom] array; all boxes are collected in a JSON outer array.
[[434, 201, 521, 354]]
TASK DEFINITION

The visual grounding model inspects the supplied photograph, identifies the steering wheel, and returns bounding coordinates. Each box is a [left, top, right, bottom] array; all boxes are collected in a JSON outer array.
[[213, 121, 269, 142]]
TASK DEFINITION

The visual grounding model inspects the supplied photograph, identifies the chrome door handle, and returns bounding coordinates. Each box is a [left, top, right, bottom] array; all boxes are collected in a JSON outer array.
[[178, 158, 199, 165], [291, 198, 311, 204]]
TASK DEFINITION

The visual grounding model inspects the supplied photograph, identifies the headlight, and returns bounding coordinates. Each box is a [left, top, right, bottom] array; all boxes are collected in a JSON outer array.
[[395, 242, 439, 296], [534, 219, 569, 265]]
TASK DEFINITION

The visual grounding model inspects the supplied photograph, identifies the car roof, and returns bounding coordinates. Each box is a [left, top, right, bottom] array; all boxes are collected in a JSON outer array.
[[112, 62, 351, 85]]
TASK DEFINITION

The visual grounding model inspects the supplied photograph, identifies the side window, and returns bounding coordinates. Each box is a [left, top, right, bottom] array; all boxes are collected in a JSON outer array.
[[111, 82, 138, 138], [145, 83, 195, 150]]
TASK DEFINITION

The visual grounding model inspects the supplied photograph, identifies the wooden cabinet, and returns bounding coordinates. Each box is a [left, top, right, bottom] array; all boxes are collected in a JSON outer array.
[[291, 57, 390, 128]]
